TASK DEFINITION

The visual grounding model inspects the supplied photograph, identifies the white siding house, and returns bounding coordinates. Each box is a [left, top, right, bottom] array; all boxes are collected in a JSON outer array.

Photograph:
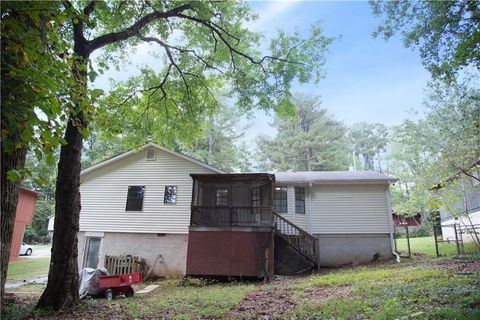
[[78, 143, 223, 276], [78, 144, 397, 274], [274, 171, 396, 266], [438, 176, 480, 243]]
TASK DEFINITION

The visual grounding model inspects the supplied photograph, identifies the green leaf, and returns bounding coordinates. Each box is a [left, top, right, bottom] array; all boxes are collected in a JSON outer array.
[[7, 169, 22, 183]]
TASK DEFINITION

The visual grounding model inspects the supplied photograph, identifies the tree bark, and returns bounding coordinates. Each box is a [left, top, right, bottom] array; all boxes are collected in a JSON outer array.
[[36, 118, 85, 310], [1, 141, 27, 303], [36, 54, 88, 310]]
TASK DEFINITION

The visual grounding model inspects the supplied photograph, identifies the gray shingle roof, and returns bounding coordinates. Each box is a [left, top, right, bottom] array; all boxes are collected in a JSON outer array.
[[273, 171, 397, 184]]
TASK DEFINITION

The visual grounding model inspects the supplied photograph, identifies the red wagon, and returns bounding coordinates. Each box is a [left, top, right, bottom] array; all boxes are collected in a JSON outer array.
[[99, 272, 142, 300]]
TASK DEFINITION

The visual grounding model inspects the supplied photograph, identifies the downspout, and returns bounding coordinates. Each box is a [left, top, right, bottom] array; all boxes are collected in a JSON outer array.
[[386, 187, 400, 262], [307, 182, 313, 233], [308, 181, 319, 269]]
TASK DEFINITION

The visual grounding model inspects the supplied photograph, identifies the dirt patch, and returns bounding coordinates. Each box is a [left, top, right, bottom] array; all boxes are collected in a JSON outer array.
[[31, 303, 130, 320], [433, 259, 480, 274], [301, 285, 352, 303], [227, 287, 295, 319], [2, 294, 132, 320]]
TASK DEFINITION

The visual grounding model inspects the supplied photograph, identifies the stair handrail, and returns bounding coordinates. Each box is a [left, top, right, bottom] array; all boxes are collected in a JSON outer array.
[[272, 212, 317, 242]]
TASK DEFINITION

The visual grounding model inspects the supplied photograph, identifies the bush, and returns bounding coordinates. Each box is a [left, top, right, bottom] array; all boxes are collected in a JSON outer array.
[[22, 200, 54, 244], [23, 226, 37, 243], [409, 223, 433, 238]]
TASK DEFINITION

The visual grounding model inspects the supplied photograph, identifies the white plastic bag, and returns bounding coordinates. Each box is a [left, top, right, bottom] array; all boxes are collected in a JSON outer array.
[[78, 267, 109, 299]]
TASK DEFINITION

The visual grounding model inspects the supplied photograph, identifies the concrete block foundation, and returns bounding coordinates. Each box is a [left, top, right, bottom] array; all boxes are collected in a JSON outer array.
[[78, 231, 188, 276], [317, 233, 393, 267]]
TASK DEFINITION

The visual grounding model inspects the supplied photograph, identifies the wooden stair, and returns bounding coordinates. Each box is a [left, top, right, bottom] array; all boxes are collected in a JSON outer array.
[[273, 213, 318, 267]]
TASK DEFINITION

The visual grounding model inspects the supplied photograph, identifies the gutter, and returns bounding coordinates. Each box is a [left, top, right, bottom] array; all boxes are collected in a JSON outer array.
[[386, 188, 401, 262]]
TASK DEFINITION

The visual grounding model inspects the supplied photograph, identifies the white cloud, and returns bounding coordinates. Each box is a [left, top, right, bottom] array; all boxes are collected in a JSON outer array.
[[250, 0, 301, 31]]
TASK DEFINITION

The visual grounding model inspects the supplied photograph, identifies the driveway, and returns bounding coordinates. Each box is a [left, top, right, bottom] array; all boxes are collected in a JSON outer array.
[[21, 247, 51, 259]]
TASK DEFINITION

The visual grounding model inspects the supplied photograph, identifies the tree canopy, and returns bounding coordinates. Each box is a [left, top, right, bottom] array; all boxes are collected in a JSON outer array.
[[371, 0, 480, 80], [349, 122, 388, 171], [1, 0, 334, 310], [256, 94, 350, 171], [387, 76, 480, 218], [179, 105, 252, 172]]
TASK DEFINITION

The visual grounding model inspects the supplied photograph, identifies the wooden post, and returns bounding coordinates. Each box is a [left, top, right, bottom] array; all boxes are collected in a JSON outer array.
[[405, 224, 411, 257], [454, 223, 460, 256], [264, 248, 269, 283], [433, 224, 440, 257], [393, 226, 398, 253]]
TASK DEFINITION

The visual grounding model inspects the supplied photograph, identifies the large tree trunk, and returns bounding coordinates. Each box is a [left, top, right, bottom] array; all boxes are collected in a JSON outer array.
[[1, 141, 27, 303], [36, 54, 88, 310], [36, 118, 85, 310]]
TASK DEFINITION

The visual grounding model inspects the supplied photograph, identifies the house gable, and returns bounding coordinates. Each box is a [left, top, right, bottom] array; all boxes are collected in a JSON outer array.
[[79, 145, 222, 234]]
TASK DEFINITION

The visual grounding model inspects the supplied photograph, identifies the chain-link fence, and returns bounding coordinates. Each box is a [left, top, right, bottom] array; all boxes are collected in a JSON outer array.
[[433, 223, 480, 257], [394, 223, 480, 257]]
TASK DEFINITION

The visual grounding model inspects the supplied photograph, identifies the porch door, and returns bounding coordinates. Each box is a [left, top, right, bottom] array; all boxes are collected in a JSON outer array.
[[84, 237, 101, 269]]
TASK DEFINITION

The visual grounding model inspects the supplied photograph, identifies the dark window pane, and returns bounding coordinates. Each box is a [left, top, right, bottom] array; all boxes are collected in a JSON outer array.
[[164, 186, 177, 204], [126, 186, 145, 211], [273, 186, 288, 213], [216, 189, 228, 206], [295, 187, 305, 214]]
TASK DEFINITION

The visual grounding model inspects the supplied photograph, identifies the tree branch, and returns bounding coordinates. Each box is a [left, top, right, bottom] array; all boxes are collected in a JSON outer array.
[[459, 167, 480, 183], [85, 3, 192, 54], [83, 1, 97, 16], [62, 1, 88, 52], [177, 13, 307, 67], [139, 36, 224, 73]]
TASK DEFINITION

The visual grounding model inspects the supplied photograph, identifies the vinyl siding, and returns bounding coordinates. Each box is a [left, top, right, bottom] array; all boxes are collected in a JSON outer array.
[[276, 185, 309, 231], [310, 184, 390, 234], [79, 148, 216, 234]]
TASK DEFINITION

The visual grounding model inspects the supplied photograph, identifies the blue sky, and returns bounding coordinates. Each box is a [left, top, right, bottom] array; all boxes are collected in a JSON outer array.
[[243, 0, 431, 141], [93, 1, 432, 143]]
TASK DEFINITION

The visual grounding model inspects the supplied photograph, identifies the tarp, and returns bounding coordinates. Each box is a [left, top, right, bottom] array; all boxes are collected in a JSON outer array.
[[78, 267, 109, 299]]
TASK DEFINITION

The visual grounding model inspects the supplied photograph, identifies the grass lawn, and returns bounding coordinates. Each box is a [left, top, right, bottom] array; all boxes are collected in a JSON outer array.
[[396, 236, 479, 257], [6, 257, 50, 282], [3, 258, 479, 319]]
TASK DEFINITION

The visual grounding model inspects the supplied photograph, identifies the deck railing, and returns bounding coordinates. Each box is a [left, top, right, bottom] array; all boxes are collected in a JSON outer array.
[[273, 213, 318, 265], [191, 206, 273, 228]]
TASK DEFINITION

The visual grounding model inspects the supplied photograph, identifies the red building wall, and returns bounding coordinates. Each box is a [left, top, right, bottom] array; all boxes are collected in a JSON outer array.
[[9, 188, 38, 261], [392, 213, 422, 226]]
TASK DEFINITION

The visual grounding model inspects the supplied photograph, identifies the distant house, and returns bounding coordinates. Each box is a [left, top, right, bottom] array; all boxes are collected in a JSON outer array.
[[47, 215, 54, 239], [10, 188, 39, 261], [392, 213, 422, 227], [78, 143, 397, 277], [438, 176, 480, 242]]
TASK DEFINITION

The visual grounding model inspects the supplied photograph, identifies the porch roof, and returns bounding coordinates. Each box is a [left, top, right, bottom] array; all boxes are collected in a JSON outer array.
[[190, 173, 275, 183]]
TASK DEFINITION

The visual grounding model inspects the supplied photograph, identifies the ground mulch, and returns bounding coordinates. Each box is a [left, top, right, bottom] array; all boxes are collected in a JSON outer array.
[[2, 294, 130, 320], [434, 259, 480, 274], [227, 287, 296, 319], [30, 303, 130, 320], [301, 285, 352, 303]]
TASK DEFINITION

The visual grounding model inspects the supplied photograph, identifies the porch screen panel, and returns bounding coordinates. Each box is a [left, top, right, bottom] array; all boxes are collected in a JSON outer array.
[[233, 186, 250, 206], [260, 184, 272, 206]]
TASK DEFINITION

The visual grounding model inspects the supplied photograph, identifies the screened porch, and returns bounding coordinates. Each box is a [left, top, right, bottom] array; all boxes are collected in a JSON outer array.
[[190, 173, 275, 228]]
